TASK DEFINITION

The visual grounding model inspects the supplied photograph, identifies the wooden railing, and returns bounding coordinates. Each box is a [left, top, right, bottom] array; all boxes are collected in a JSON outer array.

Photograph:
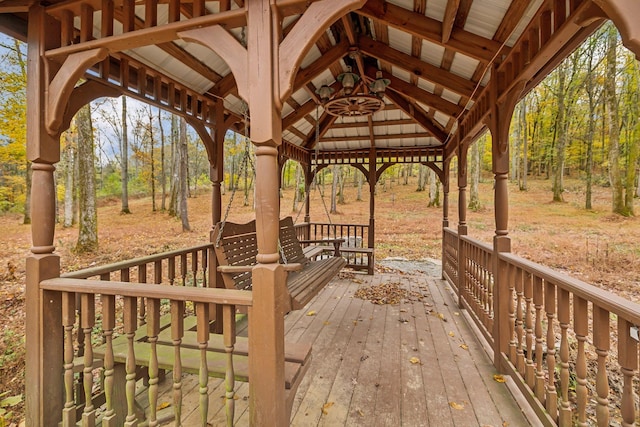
[[41, 244, 257, 426], [444, 228, 640, 426], [294, 222, 372, 272], [442, 227, 459, 289], [40, 277, 250, 426]]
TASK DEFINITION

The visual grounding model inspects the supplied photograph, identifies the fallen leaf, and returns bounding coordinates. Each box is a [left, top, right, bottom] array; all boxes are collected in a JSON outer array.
[[459, 344, 469, 351], [448, 331, 455, 337], [454, 312, 460, 316], [493, 374, 506, 383], [307, 310, 316, 316], [157, 401, 171, 410], [322, 401, 334, 415], [449, 401, 464, 410], [409, 356, 422, 365], [356, 408, 365, 417]]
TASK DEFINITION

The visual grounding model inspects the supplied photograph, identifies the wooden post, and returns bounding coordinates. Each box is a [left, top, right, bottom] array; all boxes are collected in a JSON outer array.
[[304, 163, 312, 225], [368, 147, 376, 250], [210, 99, 226, 332], [441, 158, 450, 280], [25, 5, 64, 426], [489, 70, 524, 372], [457, 142, 468, 308]]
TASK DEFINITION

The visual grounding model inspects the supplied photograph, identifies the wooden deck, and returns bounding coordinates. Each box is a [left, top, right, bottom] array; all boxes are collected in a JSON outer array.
[[143, 266, 533, 426]]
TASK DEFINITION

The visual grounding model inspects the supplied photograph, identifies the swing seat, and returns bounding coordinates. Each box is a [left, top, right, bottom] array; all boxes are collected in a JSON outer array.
[[213, 217, 346, 310]]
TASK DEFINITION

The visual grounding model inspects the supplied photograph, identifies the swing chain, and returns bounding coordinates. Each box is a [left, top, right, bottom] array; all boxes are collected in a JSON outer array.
[[215, 103, 253, 247]]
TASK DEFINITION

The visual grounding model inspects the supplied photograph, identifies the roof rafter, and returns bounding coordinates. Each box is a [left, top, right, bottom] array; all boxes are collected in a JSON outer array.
[[384, 90, 446, 143], [356, 0, 506, 64]]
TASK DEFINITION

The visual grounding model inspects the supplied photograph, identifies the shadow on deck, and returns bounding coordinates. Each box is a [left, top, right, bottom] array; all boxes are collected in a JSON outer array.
[[145, 262, 534, 426]]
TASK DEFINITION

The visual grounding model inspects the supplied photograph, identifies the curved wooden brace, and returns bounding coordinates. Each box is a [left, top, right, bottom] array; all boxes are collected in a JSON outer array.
[[422, 161, 444, 183], [61, 81, 121, 134], [187, 118, 217, 166], [279, 0, 367, 103], [46, 47, 108, 136], [375, 162, 393, 183], [593, 0, 640, 60], [488, 77, 526, 174], [352, 163, 370, 184], [179, 26, 248, 102]]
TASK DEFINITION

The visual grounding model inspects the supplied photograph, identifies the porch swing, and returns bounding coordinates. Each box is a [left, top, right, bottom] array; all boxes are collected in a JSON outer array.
[[212, 107, 346, 311]]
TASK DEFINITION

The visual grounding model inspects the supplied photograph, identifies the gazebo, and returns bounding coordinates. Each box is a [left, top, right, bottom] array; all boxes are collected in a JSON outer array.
[[3, 0, 640, 425]]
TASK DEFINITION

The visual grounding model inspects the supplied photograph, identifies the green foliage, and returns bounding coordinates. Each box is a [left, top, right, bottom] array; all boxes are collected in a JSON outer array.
[[0, 392, 22, 426]]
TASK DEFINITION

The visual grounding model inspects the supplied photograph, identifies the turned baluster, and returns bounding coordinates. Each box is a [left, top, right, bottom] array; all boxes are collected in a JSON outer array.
[[62, 292, 76, 427], [191, 251, 199, 286], [172, 300, 185, 424], [617, 318, 637, 427], [147, 298, 161, 427], [79, 294, 96, 426], [123, 297, 138, 427], [201, 248, 208, 287], [101, 294, 117, 426], [593, 306, 610, 426], [573, 296, 588, 427], [168, 256, 176, 286], [515, 267, 525, 374], [120, 267, 130, 283], [224, 304, 237, 426], [154, 260, 163, 285], [545, 281, 558, 421], [533, 276, 545, 403], [557, 288, 571, 426], [524, 272, 535, 388], [196, 303, 210, 424], [138, 265, 147, 326], [508, 264, 517, 363], [180, 253, 188, 286]]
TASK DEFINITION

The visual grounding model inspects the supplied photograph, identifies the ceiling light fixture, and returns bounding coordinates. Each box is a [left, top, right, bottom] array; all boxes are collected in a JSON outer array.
[[316, 66, 390, 117]]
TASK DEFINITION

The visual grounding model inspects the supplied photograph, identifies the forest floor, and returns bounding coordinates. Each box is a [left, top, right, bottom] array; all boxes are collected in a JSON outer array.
[[1, 176, 639, 424]]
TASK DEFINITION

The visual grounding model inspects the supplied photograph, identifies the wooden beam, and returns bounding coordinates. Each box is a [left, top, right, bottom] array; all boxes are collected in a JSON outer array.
[[319, 131, 434, 143], [442, 0, 461, 44], [44, 8, 247, 62], [305, 112, 337, 148], [292, 38, 349, 90], [357, 0, 505, 63], [363, 66, 463, 118], [358, 35, 477, 99], [385, 90, 447, 142]]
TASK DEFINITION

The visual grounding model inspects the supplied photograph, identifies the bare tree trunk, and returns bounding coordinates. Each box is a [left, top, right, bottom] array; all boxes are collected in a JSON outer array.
[[416, 164, 426, 191], [63, 129, 75, 228], [552, 62, 567, 202], [606, 24, 625, 214], [356, 170, 363, 200], [469, 141, 481, 211], [169, 115, 179, 216], [338, 166, 345, 205], [293, 163, 302, 213], [76, 104, 98, 252], [158, 108, 166, 211], [330, 165, 338, 214], [148, 108, 156, 211], [428, 169, 440, 207], [521, 97, 528, 191], [179, 117, 191, 231], [121, 96, 131, 214]]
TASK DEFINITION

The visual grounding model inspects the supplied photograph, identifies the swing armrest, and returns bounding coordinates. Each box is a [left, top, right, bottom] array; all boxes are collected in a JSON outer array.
[[299, 238, 344, 257], [218, 265, 253, 274], [218, 263, 303, 273]]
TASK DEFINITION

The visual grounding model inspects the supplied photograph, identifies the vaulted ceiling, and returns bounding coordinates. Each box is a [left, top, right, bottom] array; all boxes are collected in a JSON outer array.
[[0, 0, 600, 166]]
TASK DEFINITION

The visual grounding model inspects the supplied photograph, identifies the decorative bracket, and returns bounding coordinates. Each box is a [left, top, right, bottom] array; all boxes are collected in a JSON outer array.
[[46, 47, 108, 136]]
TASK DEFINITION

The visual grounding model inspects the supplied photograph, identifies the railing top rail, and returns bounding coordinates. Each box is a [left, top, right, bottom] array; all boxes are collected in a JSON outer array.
[[499, 251, 640, 324], [443, 227, 457, 235], [41, 277, 253, 306], [460, 234, 493, 252], [62, 243, 214, 279], [306, 222, 369, 228]]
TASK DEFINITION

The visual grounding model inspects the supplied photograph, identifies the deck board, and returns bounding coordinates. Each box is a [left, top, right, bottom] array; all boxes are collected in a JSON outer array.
[[146, 268, 532, 426]]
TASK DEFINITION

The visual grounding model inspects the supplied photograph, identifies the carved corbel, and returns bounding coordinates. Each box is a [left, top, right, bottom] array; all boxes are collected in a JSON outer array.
[[179, 26, 249, 102], [592, 0, 640, 60], [278, 0, 366, 103], [46, 47, 108, 136]]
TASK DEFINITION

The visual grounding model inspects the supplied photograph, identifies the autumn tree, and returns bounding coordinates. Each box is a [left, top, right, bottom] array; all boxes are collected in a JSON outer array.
[[469, 139, 482, 211], [178, 117, 191, 231], [75, 104, 98, 252], [0, 39, 27, 219]]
